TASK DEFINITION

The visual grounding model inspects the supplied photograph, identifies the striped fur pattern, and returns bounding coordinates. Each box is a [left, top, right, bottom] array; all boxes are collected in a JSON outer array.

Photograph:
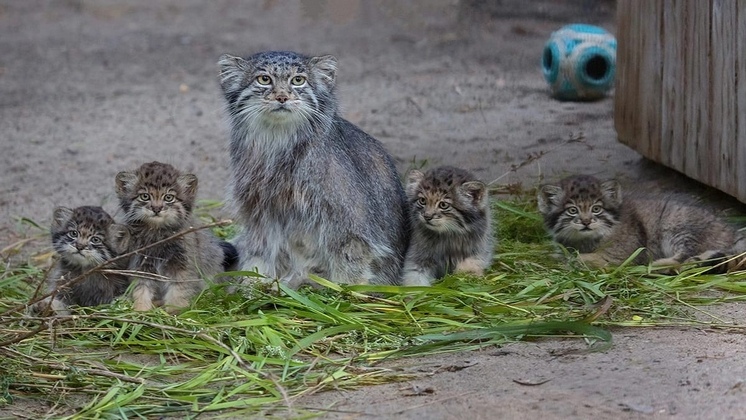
[[115, 162, 230, 312], [537, 174, 621, 254], [538, 174, 746, 271], [31, 206, 130, 315], [218, 51, 409, 287], [402, 166, 493, 286]]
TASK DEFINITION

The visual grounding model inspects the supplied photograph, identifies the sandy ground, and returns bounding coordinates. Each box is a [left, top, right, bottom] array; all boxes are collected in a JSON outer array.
[[2, 1, 746, 418]]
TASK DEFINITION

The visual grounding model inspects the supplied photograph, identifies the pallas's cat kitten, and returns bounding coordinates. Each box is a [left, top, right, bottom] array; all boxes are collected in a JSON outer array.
[[115, 161, 232, 312], [31, 206, 130, 315], [538, 174, 746, 269], [402, 166, 493, 286], [218, 51, 408, 287]]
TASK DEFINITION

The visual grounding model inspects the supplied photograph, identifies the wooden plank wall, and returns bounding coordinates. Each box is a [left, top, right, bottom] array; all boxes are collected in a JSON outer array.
[[615, 0, 746, 203]]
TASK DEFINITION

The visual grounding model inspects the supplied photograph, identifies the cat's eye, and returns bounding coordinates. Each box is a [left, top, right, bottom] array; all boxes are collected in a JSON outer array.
[[90, 236, 102, 245], [591, 205, 603, 214], [163, 194, 175, 203], [67, 230, 79, 239], [416, 197, 426, 206], [290, 75, 306, 86], [138, 193, 150, 202], [438, 202, 451, 210], [566, 206, 579, 215], [256, 75, 272, 85]]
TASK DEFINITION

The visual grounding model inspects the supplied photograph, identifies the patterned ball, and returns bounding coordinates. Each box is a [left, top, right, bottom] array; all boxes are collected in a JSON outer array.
[[541, 24, 617, 101]]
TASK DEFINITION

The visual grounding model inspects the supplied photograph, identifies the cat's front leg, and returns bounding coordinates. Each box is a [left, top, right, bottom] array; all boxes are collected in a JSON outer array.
[[234, 227, 282, 285], [49, 297, 71, 316], [28, 296, 70, 316], [239, 256, 279, 284], [684, 250, 732, 273], [281, 271, 317, 289], [651, 255, 684, 271], [27, 297, 52, 316], [162, 275, 205, 314], [578, 252, 610, 269], [323, 236, 378, 285], [455, 257, 487, 276], [131, 279, 156, 311], [401, 262, 436, 286]]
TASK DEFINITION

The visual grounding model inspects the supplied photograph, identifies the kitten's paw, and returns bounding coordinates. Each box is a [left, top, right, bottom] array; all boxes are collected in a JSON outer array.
[[162, 280, 204, 313], [162, 299, 190, 314], [132, 285, 156, 311], [689, 250, 727, 263], [27, 298, 52, 317], [402, 271, 434, 287], [454, 257, 486, 276], [578, 253, 610, 269], [133, 300, 155, 312], [726, 254, 746, 272], [686, 250, 734, 274], [28, 298, 70, 317], [651, 257, 683, 268], [51, 300, 71, 317]]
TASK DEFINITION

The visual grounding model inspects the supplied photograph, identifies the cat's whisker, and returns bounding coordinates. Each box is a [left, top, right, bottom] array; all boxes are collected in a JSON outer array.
[[402, 166, 493, 286], [218, 50, 408, 288], [115, 162, 237, 312], [28, 206, 131, 315], [538, 174, 744, 271]]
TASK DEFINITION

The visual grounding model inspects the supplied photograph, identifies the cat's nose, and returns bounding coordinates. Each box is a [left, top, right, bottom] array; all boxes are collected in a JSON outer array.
[[151, 205, 163, 214], [75, 242, 86, 251], [423, 213, 434, 221], [275, 94, 289, 104]]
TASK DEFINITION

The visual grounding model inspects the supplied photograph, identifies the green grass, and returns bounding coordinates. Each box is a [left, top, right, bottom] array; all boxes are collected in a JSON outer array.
[[2, 194, 746, 418]]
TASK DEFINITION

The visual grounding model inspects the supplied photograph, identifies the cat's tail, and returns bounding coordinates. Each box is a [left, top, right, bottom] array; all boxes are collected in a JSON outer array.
[[724, 233, 746, 272], [689, 233, 746, 274], [220, 241, 239, 271]]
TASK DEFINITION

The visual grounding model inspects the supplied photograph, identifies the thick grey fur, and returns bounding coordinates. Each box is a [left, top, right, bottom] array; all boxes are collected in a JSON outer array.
[[30, 206, 130, 315], [218, 51, 409, 287], [401, 166, 494, 286], [115, 161, 227, 312], [538, 174, 746, 270]]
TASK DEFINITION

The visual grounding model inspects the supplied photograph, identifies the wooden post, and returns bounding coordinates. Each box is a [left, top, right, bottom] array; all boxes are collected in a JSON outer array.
[[615, 0, 746, 203]]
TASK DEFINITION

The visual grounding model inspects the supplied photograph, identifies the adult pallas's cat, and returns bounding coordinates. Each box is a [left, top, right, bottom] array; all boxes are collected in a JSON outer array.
[[218, 51, 408, 287]]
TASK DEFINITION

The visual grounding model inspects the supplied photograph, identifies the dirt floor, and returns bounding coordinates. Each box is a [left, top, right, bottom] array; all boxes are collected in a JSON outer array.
[[2, 1, 746, 418]]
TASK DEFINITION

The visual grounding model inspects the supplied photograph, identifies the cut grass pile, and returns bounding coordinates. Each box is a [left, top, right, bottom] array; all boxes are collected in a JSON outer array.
[[2, 194, 746, 418]]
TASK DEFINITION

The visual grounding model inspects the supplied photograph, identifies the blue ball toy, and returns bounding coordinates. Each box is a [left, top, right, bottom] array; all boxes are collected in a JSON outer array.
[[541, 24, 617, 101]]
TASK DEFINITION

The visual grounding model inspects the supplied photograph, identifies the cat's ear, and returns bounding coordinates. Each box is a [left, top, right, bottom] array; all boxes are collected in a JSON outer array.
[[600, 180, 622, 207], [108, 224, 130, 254], [115, 171, 138, 197], [309, 55, 337, 90], [218, 54, 251, 94], [460, 181, 488, 208], [177, 174, 198, 200], [537, 185, 564, 214], [405, 170, 424, 198], [52, 207, 73, 231]]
